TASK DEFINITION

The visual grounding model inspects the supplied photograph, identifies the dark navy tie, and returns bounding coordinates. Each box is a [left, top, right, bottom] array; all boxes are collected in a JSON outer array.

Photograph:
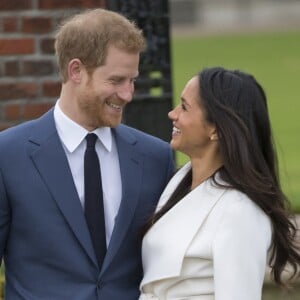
[[84, 133, 106, 268]]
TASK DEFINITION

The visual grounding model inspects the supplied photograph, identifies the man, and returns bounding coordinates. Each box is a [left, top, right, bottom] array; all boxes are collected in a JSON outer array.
[[0, 9, 174, 299]]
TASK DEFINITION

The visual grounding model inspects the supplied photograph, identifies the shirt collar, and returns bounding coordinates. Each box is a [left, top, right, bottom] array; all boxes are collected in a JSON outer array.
[[54, 100, 113, 153]]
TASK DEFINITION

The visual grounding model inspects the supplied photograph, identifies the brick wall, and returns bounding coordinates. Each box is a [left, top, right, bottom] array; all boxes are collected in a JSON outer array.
[[0, 0, 106, 131]]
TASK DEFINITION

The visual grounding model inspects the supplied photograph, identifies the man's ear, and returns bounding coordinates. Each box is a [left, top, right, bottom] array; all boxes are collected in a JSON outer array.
[[68, 58, 83, 84]]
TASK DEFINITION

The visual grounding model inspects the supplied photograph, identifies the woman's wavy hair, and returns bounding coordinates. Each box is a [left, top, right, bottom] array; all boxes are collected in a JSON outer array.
[[144, 67, 300, 286], [198, 67, 300, 286]]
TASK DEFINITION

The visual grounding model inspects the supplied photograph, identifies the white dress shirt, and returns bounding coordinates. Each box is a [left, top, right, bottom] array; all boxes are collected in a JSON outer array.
[[54, 100, 122, 246]]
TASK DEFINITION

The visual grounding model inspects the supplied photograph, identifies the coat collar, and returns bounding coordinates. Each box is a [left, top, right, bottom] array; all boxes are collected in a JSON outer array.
[[100, 125, 143, 274], [141, 162, 226, 286], [28, 109, 98, 266]]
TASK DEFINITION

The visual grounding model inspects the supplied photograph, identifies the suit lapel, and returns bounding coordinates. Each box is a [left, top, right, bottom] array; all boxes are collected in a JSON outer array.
[[141, 163, 226, 286], [101, 125, 143, 274], [28, 110, 97, 267]]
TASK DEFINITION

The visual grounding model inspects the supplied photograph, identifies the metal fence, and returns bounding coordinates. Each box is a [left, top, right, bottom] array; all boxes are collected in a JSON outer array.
[[108, 0, 173, 142]]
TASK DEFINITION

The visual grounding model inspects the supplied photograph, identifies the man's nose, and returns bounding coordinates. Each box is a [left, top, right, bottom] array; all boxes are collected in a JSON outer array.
[[117, 82, 134, 103]]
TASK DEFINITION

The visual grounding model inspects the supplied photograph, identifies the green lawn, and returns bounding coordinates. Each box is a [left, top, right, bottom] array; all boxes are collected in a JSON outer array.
[[171, 30, 300, 212]]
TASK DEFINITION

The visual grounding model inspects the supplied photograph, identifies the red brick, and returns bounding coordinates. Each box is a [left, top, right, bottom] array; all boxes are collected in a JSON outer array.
[[4, 104, 22, 120], [40, 38, 55, 54], [39, 0, 105, 9], [0, 122, 14, 131], [3, 17, 18, 32], [22, 17, 52, 34], [4, 61, 20, 76], [22, 60, 54, 76], [0, 83, 38, 101], [24, 103, 54, 119], [0, 39, 34, 55], [43, 81, 61, 97], [0, 0, 32, 10]]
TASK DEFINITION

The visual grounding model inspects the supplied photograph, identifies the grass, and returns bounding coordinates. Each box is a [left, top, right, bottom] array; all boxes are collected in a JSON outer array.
[[171, 30, 300, 212]]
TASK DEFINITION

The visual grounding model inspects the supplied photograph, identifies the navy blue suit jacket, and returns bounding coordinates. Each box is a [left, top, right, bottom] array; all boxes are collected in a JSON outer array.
[[0, 109, 174, 299]]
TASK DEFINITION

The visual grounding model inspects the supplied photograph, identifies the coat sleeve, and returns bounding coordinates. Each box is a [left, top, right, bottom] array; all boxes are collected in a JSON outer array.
[[212, 195, 272, 300]]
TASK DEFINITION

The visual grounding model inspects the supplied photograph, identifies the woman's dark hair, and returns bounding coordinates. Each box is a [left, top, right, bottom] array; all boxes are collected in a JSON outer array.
[[143, 67, 300, 286], [199, 67, 300, 286]]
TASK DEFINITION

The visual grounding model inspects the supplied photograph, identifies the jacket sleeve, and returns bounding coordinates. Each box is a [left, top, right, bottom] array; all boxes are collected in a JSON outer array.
[[166, 147, 176, 182], [212, 195, 272, 300]]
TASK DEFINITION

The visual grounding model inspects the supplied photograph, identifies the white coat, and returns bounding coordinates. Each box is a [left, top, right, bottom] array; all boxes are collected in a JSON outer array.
[[139, 162, 272, 300]]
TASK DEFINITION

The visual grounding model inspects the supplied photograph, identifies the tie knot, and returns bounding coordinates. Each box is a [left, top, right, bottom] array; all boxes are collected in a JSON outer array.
[[86, 133, 97, 148]]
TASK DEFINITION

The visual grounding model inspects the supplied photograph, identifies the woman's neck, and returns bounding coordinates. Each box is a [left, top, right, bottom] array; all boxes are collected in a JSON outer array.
[[190, 155, 223, 190]]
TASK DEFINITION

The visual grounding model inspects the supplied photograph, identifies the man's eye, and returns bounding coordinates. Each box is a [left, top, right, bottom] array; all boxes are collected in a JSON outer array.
[[111, 79, 121, 84]]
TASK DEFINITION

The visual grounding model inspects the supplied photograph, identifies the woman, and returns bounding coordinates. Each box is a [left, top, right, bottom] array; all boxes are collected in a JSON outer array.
[[139, 67, 300, 299]]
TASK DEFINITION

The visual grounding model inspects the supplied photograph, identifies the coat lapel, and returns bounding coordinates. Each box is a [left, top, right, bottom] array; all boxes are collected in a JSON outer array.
[[141, 163, 226, 286], [28, 110, 97, 267], [101, 125, 143, 274]]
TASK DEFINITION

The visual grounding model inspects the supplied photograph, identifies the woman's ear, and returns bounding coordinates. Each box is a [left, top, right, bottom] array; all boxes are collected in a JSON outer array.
[[210, 134, 218, 141], [68, 58, 83, 84], [209, 128, 218, 141]]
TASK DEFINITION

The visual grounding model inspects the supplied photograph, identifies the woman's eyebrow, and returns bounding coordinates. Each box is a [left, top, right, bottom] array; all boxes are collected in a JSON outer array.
[[181, 97, 192, 107]]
